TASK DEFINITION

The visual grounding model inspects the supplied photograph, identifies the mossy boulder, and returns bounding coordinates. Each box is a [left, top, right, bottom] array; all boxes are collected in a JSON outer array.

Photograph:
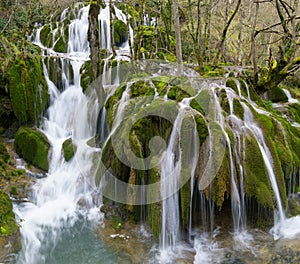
[[0, 191, 18, 236], [114, 20, 128, 47], [266, 86, 288, 103], [53, 36, 68, 53], [243, 134, 274, 208], [14, 127, 50, 171], [62, 138, 77, 161], [8, 55, 49, 123], [233, 98, 244, 119]]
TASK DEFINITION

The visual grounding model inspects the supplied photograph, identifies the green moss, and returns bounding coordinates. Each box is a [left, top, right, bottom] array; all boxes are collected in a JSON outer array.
[[167, 85, 191, 102], [152, 76, 170, 96], [190, 99, 205, 115], [256, 114, 287, 207], [147, 168, 161, 238], [219, 89, 230, 113], [40, 24, 52, 47], [286, 103, 300, 124], [114, 20, 128, 46], [289, 197, 300, 216], [243, 135, 274, 208], [10, 186, 18, 196], [0, 191, 18, 236], [238, 79, 249, 98], [114, 83, 128, 99], [226, 78, 238, 93], [80, 60, 93, 91], [180, 172, 191, 226], [201, 66, 226, 78], [62, 138, 77, 161], [8, 55, 49, 123], [233, 98, 244, 119], [100, 137, 130, 184], [14, 127, 50, 171], [194, 113, 209, 145], [129, 80, 155, 98], [194, 89, 211, 115], [206, 147, 231, 209], [0, 143, 9, 163], [53, 36, 68, 53]]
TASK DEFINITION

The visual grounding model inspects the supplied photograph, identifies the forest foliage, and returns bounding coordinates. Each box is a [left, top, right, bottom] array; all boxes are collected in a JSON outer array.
[[0, 0, 299, 127]]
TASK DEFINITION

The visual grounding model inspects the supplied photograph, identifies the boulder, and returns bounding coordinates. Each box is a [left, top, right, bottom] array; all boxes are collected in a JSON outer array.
[[14, 127, 50, 171]]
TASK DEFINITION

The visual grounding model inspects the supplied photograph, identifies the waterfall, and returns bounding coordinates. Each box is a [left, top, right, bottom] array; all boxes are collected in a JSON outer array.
[[10, 1, 300, 261], [159, 107, 184, 250], [13, 5, 103, 263]]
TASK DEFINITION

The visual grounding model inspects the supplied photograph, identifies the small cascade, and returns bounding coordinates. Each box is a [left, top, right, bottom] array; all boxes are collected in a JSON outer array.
[[282, 88, 298, 104], [211, 85, 244, 233], [242, 103, 285, 221], [98, 4, 133, 56]]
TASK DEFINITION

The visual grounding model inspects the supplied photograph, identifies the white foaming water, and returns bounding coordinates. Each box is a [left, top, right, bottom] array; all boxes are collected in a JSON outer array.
[[271, 215, 300, 240], [193, 232, 224, 264]]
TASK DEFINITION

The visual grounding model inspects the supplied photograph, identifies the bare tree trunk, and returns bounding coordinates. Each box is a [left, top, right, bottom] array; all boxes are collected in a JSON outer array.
[[214, 0, 241, 64], [251, 2, 259, 85], [173, 0, 183, 73], [203, 0, 212, 64], [88, 2, 100, 78], [237, 1, 243, 65], [195, 0, 202, 70]]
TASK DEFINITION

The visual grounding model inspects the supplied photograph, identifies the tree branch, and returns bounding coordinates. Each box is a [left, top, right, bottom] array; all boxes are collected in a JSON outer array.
[[254, 16, 300, 37]]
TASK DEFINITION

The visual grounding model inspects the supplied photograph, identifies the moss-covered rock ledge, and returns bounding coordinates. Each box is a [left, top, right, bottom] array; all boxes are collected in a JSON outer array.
[[14, 127, 51, 171]]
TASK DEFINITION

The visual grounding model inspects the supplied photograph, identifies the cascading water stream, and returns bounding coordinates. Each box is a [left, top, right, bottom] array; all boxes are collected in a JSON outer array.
[[242, 103, 285, 221], [211, 85, 243, 233], [12, 5, 113, 263]]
